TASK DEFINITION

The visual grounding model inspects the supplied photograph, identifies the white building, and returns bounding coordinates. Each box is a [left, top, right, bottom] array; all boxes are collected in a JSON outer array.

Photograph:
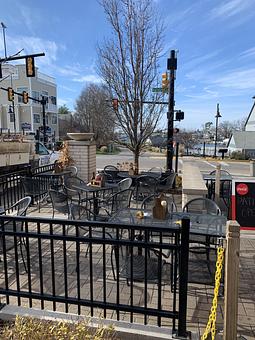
[[228, 98, 255, 157], [0, 64, 58, 141]]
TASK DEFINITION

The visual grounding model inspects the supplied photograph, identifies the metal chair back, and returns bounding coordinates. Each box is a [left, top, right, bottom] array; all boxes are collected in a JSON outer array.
[[49, 189, 70, 218], [117, 178, 132, 191]]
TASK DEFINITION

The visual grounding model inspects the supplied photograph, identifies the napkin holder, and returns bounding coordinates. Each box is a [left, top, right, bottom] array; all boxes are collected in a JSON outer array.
[[152, 196, 168, 220]]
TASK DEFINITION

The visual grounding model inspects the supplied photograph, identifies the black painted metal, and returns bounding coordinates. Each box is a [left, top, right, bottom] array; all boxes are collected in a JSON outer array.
[[0, 214, 189, 335], [0, 164, 55, 210], [177, 218, 190, 338]]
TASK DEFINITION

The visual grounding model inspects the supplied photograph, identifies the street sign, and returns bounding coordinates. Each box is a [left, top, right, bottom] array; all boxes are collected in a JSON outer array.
[[21, 122, 31, 130], [152, 87, 168, 93]]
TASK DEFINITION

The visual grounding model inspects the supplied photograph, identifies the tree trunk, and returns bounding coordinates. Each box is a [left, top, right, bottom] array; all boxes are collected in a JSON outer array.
[[134, 151, 139, 175]]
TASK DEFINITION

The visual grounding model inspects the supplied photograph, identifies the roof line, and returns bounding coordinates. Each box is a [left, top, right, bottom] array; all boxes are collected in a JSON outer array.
[[244, 100, 255, 128]]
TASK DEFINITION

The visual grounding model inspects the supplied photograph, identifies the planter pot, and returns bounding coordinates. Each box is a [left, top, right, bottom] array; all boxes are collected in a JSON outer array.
[[67, 133, 94, 141]]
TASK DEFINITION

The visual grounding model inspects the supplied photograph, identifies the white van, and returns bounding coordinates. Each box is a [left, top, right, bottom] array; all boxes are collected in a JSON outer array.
[[37, 142, 60, 166]]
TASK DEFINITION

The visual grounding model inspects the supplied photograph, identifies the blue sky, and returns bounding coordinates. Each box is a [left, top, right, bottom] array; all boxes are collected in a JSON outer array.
[[1, 0, 255, 130]]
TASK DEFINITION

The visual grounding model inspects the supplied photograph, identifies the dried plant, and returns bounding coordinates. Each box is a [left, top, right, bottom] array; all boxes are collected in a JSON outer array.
[[56, 141, 75, 171], [1, 315, 116, 339]]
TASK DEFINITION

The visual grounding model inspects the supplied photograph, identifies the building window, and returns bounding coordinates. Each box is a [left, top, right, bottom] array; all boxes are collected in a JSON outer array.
[[17, 87, 28, 103], [52, 114, 57, 124], [50, 96, 57, 105], [41, 91, 48, 109], [32, 91, 40, 103], [33, 114, 41, 124]]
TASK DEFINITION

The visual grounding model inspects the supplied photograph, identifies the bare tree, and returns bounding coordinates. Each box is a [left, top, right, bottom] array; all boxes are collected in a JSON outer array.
[[176, 130, 196, 155], [218, 117, 246, 139], [58, 105, 75, 140], [74, 84, 115, 147], [97, 0, 165, 173]]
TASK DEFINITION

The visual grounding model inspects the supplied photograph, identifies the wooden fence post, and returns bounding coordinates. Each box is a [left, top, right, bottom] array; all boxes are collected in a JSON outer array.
[[223, 220, 240, 340]]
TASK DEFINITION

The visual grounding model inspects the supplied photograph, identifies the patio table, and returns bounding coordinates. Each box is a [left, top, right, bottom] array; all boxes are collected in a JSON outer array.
[[73, 182, 118, 218], [36, 170, 72, 190], [110, 208, 226, 283], [110, 208, 226, 238]]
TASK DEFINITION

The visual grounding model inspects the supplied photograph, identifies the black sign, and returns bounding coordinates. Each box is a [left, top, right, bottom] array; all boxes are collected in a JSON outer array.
[[232, 180, 255, 229]]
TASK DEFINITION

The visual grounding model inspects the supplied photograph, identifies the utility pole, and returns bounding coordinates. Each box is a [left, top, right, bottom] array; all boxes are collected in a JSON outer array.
[[214, 103, 222, 158], [1, 22, 7, 59], [41, 96, 47, 146], [166, 50, 177, 171]]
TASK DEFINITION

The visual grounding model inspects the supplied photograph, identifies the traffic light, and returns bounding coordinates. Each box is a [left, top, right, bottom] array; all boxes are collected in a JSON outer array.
[[162, 73, 169, 92], [7, 87, 14, 101], [25, 56, 35, 77], [175, 110, 184, 121], [112, 98, 118, 111], [22, 91, 29, 104]]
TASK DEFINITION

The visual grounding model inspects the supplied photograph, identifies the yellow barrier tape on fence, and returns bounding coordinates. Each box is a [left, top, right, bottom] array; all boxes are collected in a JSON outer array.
[[201, 246, 225, 340]]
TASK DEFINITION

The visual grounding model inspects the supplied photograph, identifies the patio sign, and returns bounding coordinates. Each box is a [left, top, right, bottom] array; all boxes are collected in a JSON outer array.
[[232, 178, 255, 229]]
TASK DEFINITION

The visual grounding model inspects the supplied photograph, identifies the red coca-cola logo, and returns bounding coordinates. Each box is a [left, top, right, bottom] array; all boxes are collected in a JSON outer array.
[[236, 183, 249, 195]]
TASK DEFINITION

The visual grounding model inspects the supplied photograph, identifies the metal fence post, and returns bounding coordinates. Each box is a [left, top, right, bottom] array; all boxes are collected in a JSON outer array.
[[177, 218, 190, 338]]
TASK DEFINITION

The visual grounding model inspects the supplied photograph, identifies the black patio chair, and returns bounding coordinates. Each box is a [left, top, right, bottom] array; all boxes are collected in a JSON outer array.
[[0, 196, 31, 272], [148, 167, 163, 179], [103, 165, 120, 183], [156, 172, 176, 194], [21, 176, 49, 211], [70, 203, 113, 260], [65, 165, 78, 177], [182, 197, 222, 268], [49, 189, 71, 218], [97, 188, 133, 218], [207, 169, 232, 216], [134, 175, 158, 202], [64, 176, 90, 205], [117, 178, 133, 191]]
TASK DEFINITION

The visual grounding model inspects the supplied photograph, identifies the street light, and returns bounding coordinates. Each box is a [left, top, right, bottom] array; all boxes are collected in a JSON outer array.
[[8, 104, 16, 132], [214, 103, 222, 158]]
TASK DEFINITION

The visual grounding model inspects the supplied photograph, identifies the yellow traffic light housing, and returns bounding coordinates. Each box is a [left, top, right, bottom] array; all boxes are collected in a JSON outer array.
[[26, 56, 35, 77], [112, 98, 118, 111], [162, 73, 169, 92], [22, 91, 29, 104], [7, 87, 14, 101]]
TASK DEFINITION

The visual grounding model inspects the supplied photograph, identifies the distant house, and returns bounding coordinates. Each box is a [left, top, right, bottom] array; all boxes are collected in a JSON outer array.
[[228, 99, 255, 157], [149, 134, 167, 147], [228, 131, 255, 158]]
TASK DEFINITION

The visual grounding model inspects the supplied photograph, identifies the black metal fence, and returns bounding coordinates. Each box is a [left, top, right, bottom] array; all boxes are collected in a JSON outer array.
[[0, 164, 55, 210], [0, 215, 190, 337]]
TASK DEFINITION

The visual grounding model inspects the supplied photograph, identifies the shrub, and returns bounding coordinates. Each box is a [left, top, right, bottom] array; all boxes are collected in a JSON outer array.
[[230, 151, 248, 160], [1, 316, 115, 339], [100, 146, 108, 153]]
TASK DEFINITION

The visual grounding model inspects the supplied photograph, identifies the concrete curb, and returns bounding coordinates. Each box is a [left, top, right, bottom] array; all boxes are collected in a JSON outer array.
[[0, 305, 198, 340]]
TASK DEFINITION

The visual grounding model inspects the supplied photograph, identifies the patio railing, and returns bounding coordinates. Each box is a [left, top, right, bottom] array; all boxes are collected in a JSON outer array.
[[0, 164, 55, 210], [0, 215, 190, 337]]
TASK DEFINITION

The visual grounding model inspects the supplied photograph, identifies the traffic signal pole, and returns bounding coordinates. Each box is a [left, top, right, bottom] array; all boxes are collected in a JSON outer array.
[[41, 96, 47, 146], [166, 50, 177, 172], [1, 87, 47, 146]]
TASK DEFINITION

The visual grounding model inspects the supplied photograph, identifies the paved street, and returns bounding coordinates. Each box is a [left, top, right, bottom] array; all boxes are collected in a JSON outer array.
[[96, 148, 251, 176]]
